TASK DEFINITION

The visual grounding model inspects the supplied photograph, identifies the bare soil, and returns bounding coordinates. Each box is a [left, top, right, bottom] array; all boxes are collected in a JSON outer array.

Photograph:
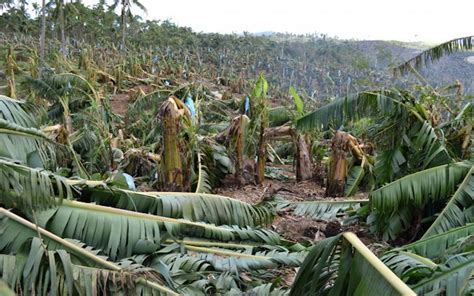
[[110, 85, 155, 116], [110, 93, 130, 116], [215, 164, 376, 246]]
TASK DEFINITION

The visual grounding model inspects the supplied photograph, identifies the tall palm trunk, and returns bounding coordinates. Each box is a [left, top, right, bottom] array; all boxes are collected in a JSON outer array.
[[59, 0, 66, 56], [40, 0, 46, 63], [120, 0, 127, 50]]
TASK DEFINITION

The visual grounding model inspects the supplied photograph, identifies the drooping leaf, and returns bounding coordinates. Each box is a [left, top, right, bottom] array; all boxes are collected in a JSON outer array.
[[371, 161, 471, 215], [79, 181, 274, 227], [195, 153, 212, 194], [395, 36, 474, 75], [345, 164, 365, 196], [381, 251, 437, 280], [422, 166, 474, 238], [290, 233, 415, 296], [0, 208, 178, 295], [296, 90, 397, 131], [410, 120, 452, 169], [0, 96, 55, 167], [277, 197, 368, 220], [0, 159, 73, 212], [36, 200, 281, 260], [411, 252, 474, 295], [396, 224, 474, 259]]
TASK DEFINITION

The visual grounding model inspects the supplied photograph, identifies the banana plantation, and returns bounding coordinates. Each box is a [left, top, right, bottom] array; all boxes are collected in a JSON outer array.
[[0, 1, 473, 295]]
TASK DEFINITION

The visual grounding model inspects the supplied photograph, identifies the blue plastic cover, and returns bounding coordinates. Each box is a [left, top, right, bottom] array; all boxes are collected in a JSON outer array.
[[123, 173, 136, 190], [184, 96, 196, 118], [244, 96, 250, 115]]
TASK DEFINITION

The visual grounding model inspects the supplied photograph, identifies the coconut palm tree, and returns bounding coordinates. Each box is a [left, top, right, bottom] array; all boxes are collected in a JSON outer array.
[[110, 0, 147, 50], [39, 0, 46, 63]]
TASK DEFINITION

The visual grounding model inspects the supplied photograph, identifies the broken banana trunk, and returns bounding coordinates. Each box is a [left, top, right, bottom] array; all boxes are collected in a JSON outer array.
[[326, 131, 362, 197], [295, 133, 313, 182], [255, 124, 267, 184], [159, 97, 184, 191], [264, 126, 313, 182]]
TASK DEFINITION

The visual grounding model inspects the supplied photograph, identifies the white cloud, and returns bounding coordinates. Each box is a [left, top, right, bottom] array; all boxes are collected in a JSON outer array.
[[84, 0, 474, 42]]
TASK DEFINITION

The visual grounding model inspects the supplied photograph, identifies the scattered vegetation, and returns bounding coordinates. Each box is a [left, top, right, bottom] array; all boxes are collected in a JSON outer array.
[[0, 1, 472, 295]]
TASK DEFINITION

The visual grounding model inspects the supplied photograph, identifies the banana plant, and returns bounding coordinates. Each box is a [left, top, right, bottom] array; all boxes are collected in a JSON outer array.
[[0, 94, 315, 295], [290, 232, 416, 296], [370, 161, 473, 240], [0, 95, 56, 168], [382, 224, 474, 295], [395, 36, 473, 75]]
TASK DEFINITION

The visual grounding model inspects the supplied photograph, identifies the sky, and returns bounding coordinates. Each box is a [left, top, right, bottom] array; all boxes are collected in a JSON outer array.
[[85, 0, 473, 43]]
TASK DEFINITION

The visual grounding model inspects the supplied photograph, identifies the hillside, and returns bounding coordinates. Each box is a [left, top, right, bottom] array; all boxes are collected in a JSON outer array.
[[356, 40, 474, 93], [0, 2, 473, 295], [1, 3, 473, 100]]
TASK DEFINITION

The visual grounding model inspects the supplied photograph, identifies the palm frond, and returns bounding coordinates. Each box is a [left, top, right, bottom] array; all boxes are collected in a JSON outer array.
[[395, 36, 474, 75], [277, 197, 368, 220], [422, 166, 474, 238], [132, 0, 147, 13]]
